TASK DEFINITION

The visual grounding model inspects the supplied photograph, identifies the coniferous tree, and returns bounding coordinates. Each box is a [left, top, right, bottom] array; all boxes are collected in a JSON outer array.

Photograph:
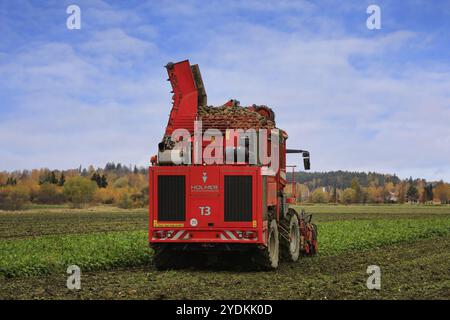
[[7, 177, 18, 185], [89, 173, 107, 188], [424, 184, 433, 202], [91, 173, 102, 187], [105, 162, 116, 171], [406, 178, 419, 203], [58, 173, 66, 186], [100, 175, 108, 188], [50, 171, 58, 184]]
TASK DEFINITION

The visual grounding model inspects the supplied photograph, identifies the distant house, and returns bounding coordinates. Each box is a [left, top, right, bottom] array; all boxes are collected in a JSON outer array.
[[388, 192, 398, 203]]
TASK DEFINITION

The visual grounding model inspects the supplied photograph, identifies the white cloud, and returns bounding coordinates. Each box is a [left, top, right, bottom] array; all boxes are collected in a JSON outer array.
[[80, 28, 157, 57]]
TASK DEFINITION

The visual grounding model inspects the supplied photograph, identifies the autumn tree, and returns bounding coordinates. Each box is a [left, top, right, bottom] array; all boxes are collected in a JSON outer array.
[[330, 184, 338, 204], [366, 186, 378, 203], [350, 178, 362, 203], [113, 176, 129, 188], [0, 172, 7, 186], [361, 188, 369, 204], [63, 177, 97, 207], [311, 188, 327, 203], [397, 182, 406, 204], [342, 188, 356, 204], [117, 193, 133, 209], [36, 183, 65, 204], [0, 186, 29, 210], [434, 182, 449, 204], [131, 186, 149, 207]]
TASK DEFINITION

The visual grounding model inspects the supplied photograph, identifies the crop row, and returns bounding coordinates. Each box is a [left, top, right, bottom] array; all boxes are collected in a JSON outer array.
[[0, 231, 151, 277], [318, 217, 450, 255], [1, 217, 449, 278]]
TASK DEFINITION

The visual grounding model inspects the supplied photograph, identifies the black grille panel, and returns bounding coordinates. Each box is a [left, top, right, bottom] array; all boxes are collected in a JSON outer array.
[[224, 175, 252, 222], [157, 175, 185, 221]]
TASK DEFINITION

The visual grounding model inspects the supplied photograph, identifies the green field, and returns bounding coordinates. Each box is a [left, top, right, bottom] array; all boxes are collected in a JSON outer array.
[[1, 204, 449, 299]]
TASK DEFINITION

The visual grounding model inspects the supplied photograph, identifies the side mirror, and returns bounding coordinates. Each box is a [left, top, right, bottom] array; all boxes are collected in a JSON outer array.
[[286, 149, 311, 170], [302, 151, 310, 170]]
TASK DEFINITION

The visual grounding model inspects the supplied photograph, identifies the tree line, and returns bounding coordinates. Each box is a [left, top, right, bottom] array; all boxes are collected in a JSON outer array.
[[0, 166, 449, 210], [286, 173, 450, 205], [287, 170, 401, 190], [0, 163, 148, 210]]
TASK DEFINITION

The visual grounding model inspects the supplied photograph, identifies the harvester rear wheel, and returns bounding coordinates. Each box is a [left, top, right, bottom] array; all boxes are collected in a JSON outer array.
[[254, 219, 279, 270], [280, 211, 300, 262]]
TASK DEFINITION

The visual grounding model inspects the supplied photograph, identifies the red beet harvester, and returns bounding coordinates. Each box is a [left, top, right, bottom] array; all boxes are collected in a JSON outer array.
[[149, 60, 318, 270]]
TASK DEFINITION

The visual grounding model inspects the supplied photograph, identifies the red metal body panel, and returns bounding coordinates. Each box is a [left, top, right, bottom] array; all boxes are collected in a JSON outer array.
[[149, 165, 266, 245], [164, 60, 199, 136], [266, 181, 277, 206]]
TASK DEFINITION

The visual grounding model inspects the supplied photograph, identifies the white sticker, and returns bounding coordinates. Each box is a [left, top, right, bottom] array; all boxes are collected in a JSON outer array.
[[190, 218, 198, 227]]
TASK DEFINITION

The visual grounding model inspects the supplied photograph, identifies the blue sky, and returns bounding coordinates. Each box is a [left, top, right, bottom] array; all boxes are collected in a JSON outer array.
[[0, 0, 449, 181]]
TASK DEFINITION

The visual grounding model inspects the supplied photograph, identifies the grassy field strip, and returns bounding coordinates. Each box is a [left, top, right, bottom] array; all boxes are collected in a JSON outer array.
[[0, 231, 151, 277], [293, 205, 450, 222], [1, 217, 449, 278], [318, 218, 450, 255], [298, 205, 450, 215]]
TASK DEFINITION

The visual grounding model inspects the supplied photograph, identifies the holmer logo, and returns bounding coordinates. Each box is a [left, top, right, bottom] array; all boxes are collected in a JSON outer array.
[[191, 171, 218, 191], [191, 185, 218, 191]]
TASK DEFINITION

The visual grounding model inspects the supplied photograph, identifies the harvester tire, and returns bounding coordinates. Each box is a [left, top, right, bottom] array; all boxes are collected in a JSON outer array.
[[280, 211, 300, 262], [254, 219, 279, 270]]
